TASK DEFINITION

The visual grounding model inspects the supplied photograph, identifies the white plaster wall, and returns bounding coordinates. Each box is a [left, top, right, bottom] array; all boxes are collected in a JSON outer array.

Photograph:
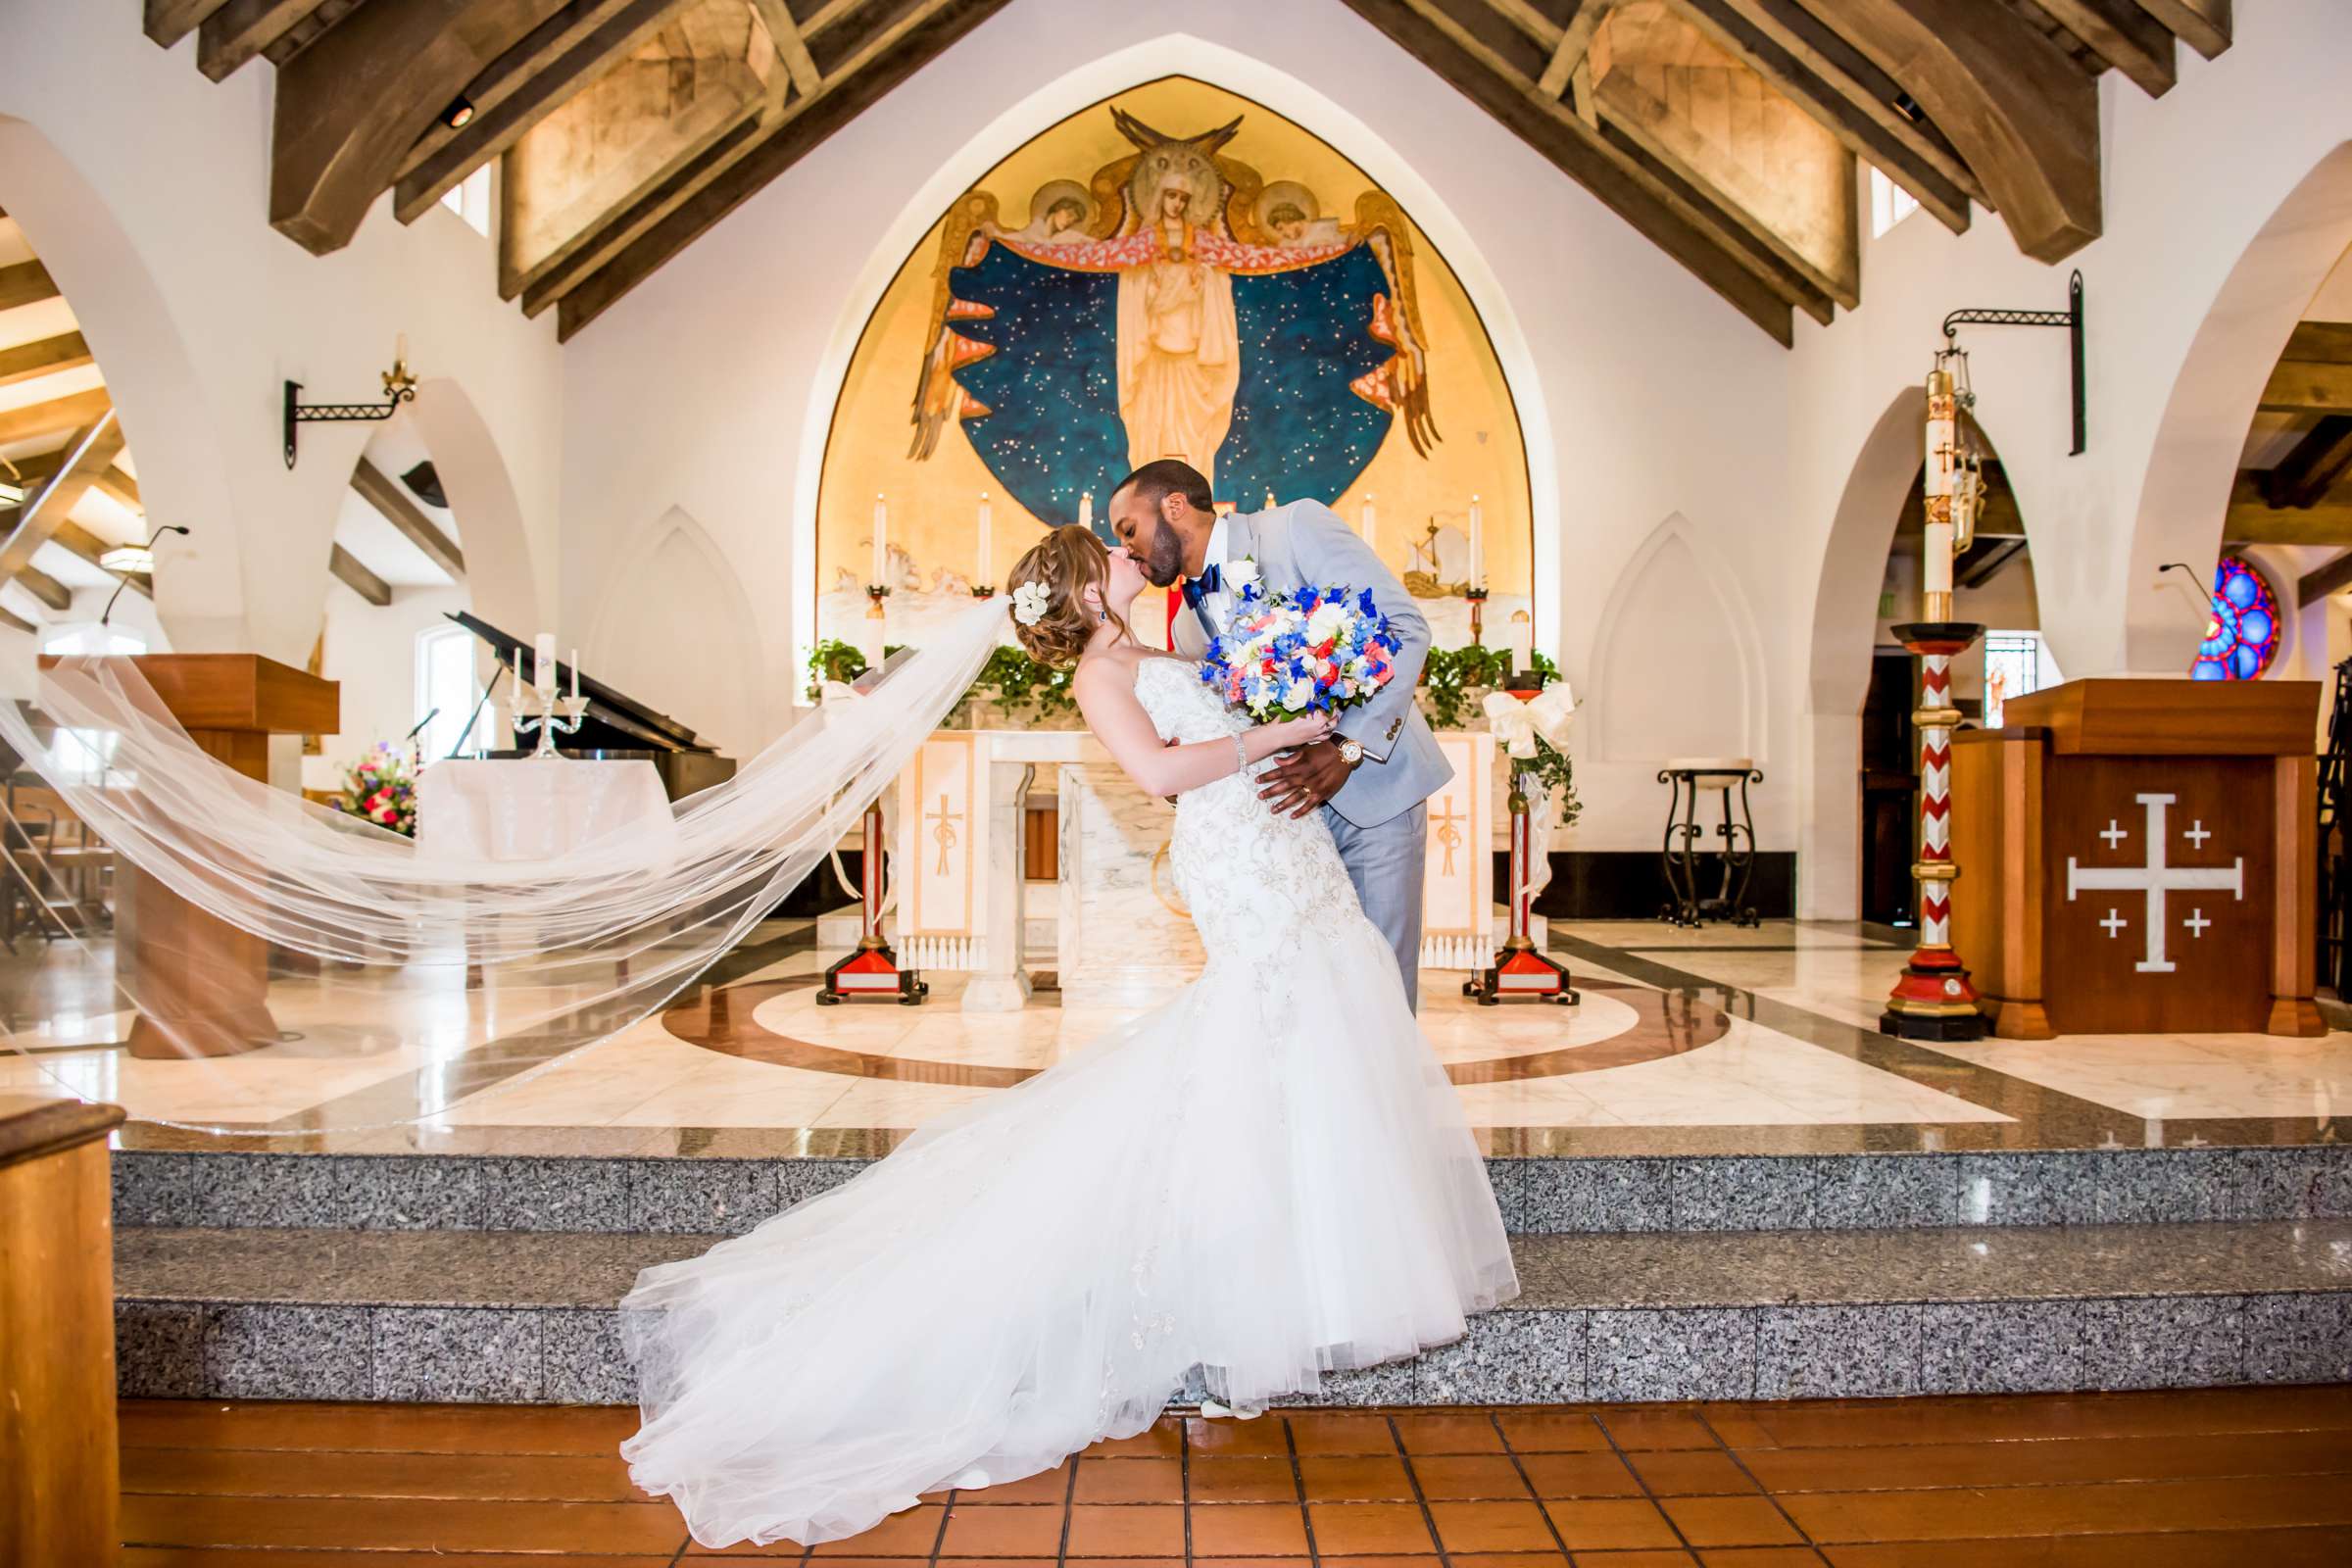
[[300, 582, 469, 792], [0, 0, 561, 668], [558, 0, 1793, 853], [1788, 0, 2352, 915]]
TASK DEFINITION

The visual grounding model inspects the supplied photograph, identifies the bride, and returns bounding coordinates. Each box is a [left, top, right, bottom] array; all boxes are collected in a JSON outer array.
[[619, 526, 1518, 1548]]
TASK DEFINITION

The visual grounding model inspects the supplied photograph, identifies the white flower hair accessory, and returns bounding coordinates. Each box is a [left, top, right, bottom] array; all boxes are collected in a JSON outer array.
[[1010, 580, 1053, 627]]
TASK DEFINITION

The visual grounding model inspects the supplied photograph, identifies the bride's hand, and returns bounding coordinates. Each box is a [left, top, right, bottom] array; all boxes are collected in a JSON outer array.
[[1271, 710, 1337, 748]]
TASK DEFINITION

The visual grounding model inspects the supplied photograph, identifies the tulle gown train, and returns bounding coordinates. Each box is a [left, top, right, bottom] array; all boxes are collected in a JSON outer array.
[[619, 659, 1518, 1547]]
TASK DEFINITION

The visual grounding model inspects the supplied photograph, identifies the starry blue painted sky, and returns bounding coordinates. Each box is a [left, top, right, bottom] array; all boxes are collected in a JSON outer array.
[[949, 244, 1395, 534]]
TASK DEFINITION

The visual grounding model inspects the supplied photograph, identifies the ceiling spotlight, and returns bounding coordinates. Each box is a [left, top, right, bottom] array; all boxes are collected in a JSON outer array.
[[441, 96, 475, 130], [99, 545, 153, 573], [1892, 90, 1924, 123]]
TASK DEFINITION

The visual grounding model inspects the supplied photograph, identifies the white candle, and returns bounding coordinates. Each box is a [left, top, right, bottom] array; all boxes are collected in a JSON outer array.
[[1264, 489, 1276, 509], [1360, 493, 1376, 551], [1468, 494, 1485, 590], [976, 492, 992, 586], [568, 649, 579, 701], [1507, 617, 1534, 675], [395, 331, 409, 368], [871, 493, 887, 586], [533, 632, 556, 699], [1078, 490, 1093, 529]]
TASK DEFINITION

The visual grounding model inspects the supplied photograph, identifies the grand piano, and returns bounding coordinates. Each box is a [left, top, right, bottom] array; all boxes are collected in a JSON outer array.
[[446, 612, 736, 800]]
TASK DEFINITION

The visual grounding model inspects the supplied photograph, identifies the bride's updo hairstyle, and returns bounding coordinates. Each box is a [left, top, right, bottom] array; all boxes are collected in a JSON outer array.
[[1006, 525, 1131, 667]]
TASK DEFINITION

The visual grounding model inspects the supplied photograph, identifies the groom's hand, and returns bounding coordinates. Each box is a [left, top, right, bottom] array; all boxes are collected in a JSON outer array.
[[1258, 740, 1350, 819]]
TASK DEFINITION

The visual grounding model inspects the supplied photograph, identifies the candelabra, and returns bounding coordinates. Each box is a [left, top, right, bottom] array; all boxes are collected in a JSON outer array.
[[509, 690, 587, 759]]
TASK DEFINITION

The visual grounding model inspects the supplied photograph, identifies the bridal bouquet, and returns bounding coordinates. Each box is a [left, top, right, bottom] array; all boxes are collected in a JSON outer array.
[[1200, 564, 1403, 721]]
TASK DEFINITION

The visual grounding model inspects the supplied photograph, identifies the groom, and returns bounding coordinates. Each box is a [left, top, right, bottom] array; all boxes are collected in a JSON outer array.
[[1107, 460, 1449, 1008]]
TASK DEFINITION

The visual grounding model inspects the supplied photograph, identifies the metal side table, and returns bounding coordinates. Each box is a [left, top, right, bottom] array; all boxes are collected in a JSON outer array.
[[1658, 758, 1763, 928]]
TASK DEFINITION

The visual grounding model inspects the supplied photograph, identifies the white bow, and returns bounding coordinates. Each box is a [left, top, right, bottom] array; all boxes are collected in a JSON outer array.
[[1481, 680, 1576, 760]]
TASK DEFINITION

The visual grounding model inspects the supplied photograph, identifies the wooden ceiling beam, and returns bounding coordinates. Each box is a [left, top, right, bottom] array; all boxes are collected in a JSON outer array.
[[1672, 0, 1970, 233], [1803, 0, 2102, 262], [48, 520, 152, 599], [0, 260, 62, 313], [1539, 0, 1611, 96], [2134, 0, 2230, 61], [0, 415, 126, 585], [393, 0, 689, 224], [545, 0, 1020, 339], [143, 0, 235, 49], [0, 389, 113, 448], [0, 332, 93, 390], [198, 0, 330, 81], [271, 0, 571, 256], [15, 563, 71, 612], [2298, 548, 2352, 608], [749, 0, 825, 98], [2034, 0, 2176, 96], [2261, 417, 2352, 511], [1320, 0, 1809, 340], [1717, 0, 1986, 208], [2285, 321, 2352, 364], [351, 458, 466, 579], [2228, 471, 2352, 546], [0, 604, 36, 637], [329, 542, 394, 606], [2259, 363, 2352, 416], [93, 466, 143, 515]]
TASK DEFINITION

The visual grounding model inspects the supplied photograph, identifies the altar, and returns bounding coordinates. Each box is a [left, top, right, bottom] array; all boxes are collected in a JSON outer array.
[[886, 728, 1505, 1011]]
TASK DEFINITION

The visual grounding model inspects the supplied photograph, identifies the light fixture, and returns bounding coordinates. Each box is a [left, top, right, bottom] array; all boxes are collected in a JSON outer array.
[[282, 333, 418, 468], [100, 524, 190, 626], [441, 96, 475, 129], [0, 478, 23, 508]]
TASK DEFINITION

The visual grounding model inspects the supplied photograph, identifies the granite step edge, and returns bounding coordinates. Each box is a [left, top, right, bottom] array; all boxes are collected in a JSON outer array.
[[109, 1145, 2352, 1236], [113, 1219, 2352, 1314], [113, 1289, 2352, 1407]]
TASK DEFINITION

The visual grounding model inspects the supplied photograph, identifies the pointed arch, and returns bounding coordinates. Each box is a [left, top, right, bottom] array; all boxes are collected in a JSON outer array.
[[1587, 512, 1766, 765], [584, 505, 766, 759], [409, 375, 540, 638]]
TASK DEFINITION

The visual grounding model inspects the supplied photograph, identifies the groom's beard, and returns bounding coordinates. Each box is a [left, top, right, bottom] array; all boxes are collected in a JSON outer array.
[[1142, 520, 1186, 588]]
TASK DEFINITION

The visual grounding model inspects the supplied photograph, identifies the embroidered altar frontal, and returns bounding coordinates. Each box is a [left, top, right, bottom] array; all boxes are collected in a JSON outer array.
[[1947, 678, 2326, 1040]]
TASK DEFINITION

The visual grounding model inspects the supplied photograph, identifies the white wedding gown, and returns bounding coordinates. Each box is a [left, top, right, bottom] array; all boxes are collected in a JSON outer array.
[[619, 657, 1518, 1547]]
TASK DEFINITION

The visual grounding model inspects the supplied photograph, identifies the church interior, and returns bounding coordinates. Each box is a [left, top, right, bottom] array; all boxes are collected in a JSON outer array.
[[5, 0, 2352, 1560]]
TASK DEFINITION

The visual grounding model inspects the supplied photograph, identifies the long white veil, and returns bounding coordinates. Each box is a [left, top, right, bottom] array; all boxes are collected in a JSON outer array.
[[0, 599, 1010, 1134]]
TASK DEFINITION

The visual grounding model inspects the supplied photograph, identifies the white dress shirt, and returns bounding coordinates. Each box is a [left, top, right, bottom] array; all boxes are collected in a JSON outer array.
[[1196, 514, 1233, 635]]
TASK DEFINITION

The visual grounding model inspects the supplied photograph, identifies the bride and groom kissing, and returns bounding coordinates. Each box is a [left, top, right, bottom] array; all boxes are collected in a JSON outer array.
[[617, 460, 1516, 1548]]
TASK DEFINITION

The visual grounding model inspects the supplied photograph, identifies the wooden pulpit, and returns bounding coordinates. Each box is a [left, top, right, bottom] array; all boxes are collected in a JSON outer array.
[[39, 654, 339, 1058], [1948, 678, 2324, 1039]]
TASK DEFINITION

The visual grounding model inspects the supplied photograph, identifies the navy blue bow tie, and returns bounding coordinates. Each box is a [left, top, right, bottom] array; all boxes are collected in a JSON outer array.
[[1181, 564, 1222, 610]]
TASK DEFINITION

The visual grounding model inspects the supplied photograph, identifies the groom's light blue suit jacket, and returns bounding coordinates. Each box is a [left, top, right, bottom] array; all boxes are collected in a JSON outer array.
[[1172, 498, 1451, 830]]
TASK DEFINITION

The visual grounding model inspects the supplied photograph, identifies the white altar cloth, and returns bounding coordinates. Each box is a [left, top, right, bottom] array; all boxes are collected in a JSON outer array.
[[416, 758, 674, 863]]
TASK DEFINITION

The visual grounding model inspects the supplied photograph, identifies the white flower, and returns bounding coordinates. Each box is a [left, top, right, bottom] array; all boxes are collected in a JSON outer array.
[[1226, 557, 1261, 593], [1306, 603, 1348, 645], [1010, 581, 1052, 626], [1284, 677, 1314, 710]]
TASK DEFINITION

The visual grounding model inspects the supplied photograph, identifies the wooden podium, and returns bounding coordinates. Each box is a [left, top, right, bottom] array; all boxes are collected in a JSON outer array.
[[38, 654, 339, 1058], [1948, 678, 2324, 1039]]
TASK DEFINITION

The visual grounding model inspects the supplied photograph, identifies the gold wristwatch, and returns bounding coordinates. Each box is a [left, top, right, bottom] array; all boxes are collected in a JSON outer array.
[[1338, 738, 1364, 766]]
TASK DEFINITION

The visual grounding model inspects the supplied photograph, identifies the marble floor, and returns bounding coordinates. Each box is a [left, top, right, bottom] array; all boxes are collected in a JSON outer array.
[[5, 918, 2349, 1155]]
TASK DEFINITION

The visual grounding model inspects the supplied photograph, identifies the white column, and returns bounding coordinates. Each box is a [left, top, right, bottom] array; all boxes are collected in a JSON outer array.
[[961, 759, 1036, 1011]]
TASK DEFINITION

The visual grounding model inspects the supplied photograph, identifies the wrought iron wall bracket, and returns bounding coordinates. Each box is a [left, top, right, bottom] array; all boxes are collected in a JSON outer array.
[[1940, 270, 2086, 456], [283, 378, 416, 469]]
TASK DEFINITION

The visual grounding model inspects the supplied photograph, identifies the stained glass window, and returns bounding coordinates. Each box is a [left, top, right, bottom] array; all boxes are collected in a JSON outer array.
[[2191, 557, 2280, 681]]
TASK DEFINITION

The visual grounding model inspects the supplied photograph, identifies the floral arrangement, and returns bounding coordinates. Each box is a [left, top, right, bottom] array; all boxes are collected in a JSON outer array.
[[328, 742, 418, 836], [1482, 678, 1582, 827], [1199, 561, 1403, 720]]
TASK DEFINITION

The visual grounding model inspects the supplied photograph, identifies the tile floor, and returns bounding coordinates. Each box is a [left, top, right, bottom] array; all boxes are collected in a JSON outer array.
[[113, 1386, 2352, 1563], [6, 920, 2348, 1156]]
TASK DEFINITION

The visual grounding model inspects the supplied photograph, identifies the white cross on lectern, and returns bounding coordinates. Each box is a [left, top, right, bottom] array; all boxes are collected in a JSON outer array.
[[2066, 794, 2243, 973]]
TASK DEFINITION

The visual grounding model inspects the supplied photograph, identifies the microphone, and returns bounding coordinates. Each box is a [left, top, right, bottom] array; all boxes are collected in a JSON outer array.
[[2159, 563, 2216, 636]]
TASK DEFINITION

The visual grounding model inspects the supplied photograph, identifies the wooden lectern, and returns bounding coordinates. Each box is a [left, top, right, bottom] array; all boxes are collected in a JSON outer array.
[[1948, 678, 2323, 1039], [38, 654, 339, 1058]]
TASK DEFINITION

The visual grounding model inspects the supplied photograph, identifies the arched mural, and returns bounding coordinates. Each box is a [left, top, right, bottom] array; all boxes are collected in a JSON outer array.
[[816, 75, 1532, 653]]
